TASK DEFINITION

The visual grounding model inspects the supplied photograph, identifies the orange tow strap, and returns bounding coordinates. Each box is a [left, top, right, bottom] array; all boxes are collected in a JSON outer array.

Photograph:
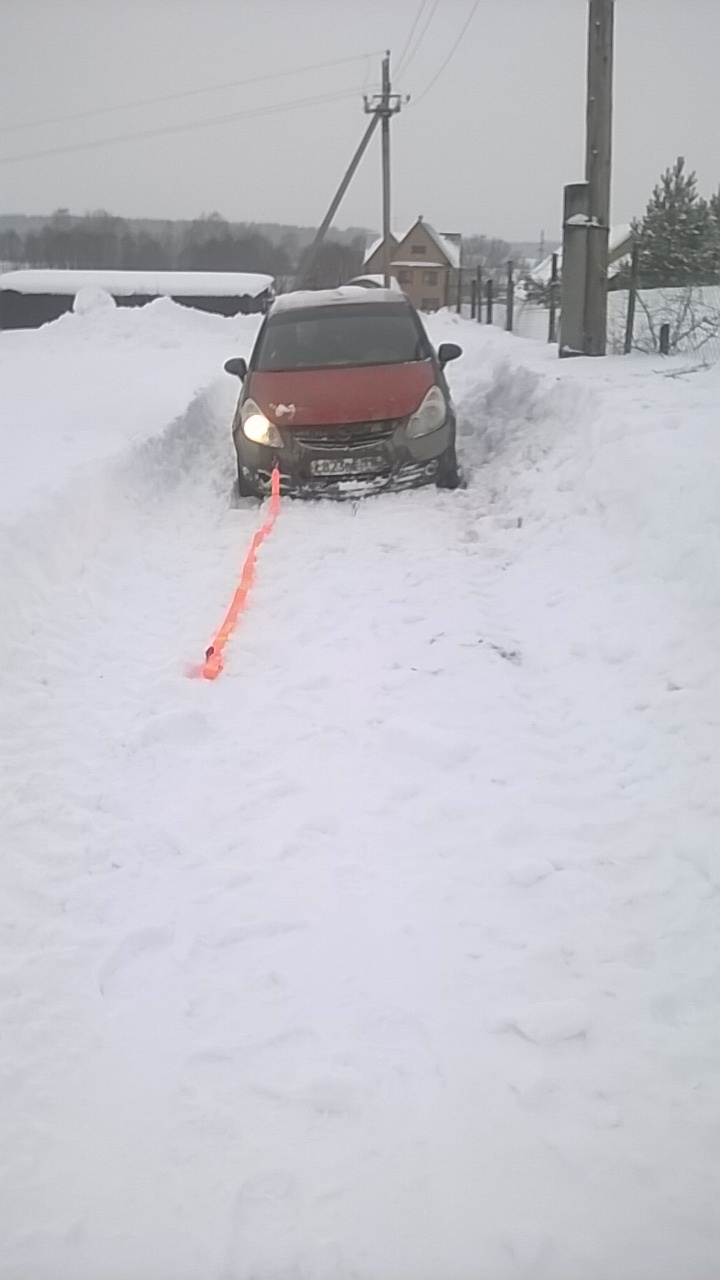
[[191, 466, 281, 681]]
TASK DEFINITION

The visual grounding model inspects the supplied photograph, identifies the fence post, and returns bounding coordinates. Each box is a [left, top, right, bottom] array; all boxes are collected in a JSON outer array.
[[505, 260, 514, 331], [456, 268, 462, 315], [623, 242, 639, 354], [470, 277, 477, 319], [548, 252, 559, 343], [659, 322, 670, 355], [486, 277, 494, 324], [476, 267, 483, 323]]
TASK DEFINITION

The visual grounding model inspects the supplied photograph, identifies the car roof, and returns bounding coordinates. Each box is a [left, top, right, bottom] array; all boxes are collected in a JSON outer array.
[[269, 286, 409, 316]]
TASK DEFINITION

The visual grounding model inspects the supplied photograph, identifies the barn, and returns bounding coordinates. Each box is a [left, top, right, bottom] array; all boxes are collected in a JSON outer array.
[[0, 268, 275, 329]]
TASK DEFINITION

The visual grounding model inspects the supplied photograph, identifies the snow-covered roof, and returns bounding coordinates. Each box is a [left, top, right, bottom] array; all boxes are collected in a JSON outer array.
[[391, 260, 446, 269], [0, 269, 274, 298], [421, 224, 462, 269], [529, 224, 634, 285], [364, 220, 462, 270], [271, 286, 404, 313], [363, 232, 402, 267]]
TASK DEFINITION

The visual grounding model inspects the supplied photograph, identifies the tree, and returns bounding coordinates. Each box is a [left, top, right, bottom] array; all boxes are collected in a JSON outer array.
[[633, 157, 716, 287]]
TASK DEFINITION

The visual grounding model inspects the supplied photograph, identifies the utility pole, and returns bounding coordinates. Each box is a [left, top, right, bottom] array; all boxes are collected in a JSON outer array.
[[559, 0, 614, 356], [584, 0, 614, 355], [296, 53, 402, 291], [296, 113, 380, 289], [365, 52, 402, 288]]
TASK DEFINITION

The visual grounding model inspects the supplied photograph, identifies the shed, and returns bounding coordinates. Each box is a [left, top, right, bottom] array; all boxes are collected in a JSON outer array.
[[0, 269, 275, 329]]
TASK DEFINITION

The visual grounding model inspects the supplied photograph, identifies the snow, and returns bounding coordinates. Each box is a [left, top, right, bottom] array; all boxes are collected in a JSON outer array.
[[0, 268, 274, 298], [530, 223, 634, 284], [1, 299, 719, 1279], [270, 285, 402, 312]]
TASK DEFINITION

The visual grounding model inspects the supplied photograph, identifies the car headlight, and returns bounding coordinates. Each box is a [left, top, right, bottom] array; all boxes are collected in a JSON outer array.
[[241, 398, 284, 447], [406, 385, 447, 438]]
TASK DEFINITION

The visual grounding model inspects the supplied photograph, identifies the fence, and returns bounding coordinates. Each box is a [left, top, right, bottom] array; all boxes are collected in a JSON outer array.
[[453, 257, 560, 345], [454, 257, 720, 366]]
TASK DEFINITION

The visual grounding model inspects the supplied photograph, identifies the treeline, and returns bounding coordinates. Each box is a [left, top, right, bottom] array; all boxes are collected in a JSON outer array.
[[0, 209, 367, 286]]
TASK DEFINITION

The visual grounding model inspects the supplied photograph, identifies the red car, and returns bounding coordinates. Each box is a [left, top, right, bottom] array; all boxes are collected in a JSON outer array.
[[223, 287, 462, 497]]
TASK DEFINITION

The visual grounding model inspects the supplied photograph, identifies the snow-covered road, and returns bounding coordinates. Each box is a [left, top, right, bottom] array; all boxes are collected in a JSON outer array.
[[1, 301, 719, 1279]]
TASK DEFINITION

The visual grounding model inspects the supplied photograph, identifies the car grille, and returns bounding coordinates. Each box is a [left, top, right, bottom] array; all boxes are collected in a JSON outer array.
[[291, 419, 399, 449]]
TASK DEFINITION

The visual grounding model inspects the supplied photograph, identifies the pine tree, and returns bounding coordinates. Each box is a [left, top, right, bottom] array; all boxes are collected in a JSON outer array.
[[633, 157, 716, 287], [709, 188, 720, 276]]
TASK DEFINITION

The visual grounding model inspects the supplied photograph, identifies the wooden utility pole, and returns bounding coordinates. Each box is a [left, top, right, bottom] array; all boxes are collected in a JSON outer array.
[[505, 261, 514, 331], [623, 241, 639, 354], [365, 52, 402, 288], [584, 0, 614, 355]]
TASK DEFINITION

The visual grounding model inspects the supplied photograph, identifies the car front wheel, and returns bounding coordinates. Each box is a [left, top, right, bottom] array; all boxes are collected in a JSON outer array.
[[435, 443, 461, 489]]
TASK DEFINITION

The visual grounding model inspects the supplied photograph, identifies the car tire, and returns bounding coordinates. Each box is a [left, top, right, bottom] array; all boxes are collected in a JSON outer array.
[[435, 444, 461, 489]]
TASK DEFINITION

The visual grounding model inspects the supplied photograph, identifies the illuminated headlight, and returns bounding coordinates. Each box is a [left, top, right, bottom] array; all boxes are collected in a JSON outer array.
[[406, 385, 447, 438], [241, 398, 284, 447]]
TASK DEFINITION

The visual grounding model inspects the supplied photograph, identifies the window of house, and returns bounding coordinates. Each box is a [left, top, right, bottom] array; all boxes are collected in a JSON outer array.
[[422, 270, 438, 285], [398, 269, 412, 284], [411, 244, 426, 255]]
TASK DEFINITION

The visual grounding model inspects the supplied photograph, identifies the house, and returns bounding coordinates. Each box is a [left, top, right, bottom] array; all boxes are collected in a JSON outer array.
[[527, 224, 634, 292], [0, 268, 275, 329], [363, 218, 461, 312]]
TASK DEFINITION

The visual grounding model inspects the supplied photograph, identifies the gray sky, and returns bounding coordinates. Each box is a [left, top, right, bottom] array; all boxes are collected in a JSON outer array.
[[1, 0, 719, 242]]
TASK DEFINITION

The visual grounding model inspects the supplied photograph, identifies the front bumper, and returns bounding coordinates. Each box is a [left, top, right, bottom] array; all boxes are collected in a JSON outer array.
[[234, 416, 454, 498]]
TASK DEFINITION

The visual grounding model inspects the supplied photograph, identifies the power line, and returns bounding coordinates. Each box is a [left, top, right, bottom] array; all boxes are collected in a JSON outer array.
[[0, 87, 365, 166], [397, 0, 440, 78], [0, 52, 383, 135], [396, 0, 428, 75], [410, 0, 481, 105]]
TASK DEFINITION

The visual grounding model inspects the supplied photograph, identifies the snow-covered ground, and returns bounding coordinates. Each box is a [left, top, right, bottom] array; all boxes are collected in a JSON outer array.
[[1, 299, 718, 1280]]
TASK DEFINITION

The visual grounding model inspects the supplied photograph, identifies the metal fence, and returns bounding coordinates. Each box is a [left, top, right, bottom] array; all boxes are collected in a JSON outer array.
[[455, 261, 720, 366]]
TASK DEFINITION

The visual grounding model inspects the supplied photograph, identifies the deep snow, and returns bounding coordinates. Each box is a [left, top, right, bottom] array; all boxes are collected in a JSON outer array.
[[0, 299, 718, 1280]]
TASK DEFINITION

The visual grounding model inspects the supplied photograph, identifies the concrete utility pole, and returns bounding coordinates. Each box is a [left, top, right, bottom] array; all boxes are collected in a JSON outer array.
[[559, 0, 614, 356], [296, 113, 380, 289], [584, 0, 614, 355], [365, 52, 402, 288], [296, 53, 402, 291]]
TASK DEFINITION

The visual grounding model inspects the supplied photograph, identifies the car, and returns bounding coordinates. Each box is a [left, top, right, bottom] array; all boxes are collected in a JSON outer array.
[[223, 286, 462, 498]]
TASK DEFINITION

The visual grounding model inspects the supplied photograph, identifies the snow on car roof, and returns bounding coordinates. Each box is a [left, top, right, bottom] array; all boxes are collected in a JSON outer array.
[[270, 286, 407, 313], [0, 269, 274, 298]]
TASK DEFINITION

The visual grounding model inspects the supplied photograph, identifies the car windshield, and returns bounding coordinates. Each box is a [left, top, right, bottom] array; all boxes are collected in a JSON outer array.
[[253, 303, 432, 371]]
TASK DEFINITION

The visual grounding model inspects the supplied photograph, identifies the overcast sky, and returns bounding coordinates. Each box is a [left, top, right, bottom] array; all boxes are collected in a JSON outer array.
[[1, 0, 719, 243]]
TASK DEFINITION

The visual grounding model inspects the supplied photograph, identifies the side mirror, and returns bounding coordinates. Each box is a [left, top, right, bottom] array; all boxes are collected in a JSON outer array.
[[224, 357, 247, 380], [438, 342, 462, 368]]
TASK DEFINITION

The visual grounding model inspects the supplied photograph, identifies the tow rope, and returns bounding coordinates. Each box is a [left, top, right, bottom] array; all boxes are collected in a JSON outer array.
[[190, 466, 281, 681]]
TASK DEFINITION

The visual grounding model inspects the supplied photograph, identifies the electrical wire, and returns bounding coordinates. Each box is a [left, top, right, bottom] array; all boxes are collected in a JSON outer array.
[[0, 87, 365, 166], [395, 0, 428, 76], [397, 0, 440, 78], [0, 52, 383, 135], [410, 0, 481, 105]]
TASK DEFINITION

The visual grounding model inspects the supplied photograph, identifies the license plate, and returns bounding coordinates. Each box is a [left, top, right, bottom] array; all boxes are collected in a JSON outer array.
[[310, 456, 383, 477]]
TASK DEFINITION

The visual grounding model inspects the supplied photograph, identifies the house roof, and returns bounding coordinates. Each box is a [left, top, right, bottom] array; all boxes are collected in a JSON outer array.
[[418, 223, 462, 269], [529, 223, 634, 284], [363, 219, 462, 270], [363, 232, 402, 266]]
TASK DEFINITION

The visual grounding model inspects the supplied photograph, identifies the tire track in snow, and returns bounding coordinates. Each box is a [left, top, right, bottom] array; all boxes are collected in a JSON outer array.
[[2, 356, 719, 1277]]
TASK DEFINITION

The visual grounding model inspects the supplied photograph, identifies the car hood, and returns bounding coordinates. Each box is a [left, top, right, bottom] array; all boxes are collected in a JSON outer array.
[[247, 361, 436, 427]]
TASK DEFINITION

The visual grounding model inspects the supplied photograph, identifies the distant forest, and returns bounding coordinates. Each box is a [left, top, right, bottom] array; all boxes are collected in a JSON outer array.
[[0, 210, 545, 287], [0, 209, 369, 288]]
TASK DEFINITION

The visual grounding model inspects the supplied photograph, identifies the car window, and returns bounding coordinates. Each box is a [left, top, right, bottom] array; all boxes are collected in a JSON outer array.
[[254, 304, 432, 371]]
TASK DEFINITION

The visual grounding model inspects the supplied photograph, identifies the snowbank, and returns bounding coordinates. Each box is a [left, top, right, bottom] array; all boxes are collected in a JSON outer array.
[[1, 301, 719, 1279]]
